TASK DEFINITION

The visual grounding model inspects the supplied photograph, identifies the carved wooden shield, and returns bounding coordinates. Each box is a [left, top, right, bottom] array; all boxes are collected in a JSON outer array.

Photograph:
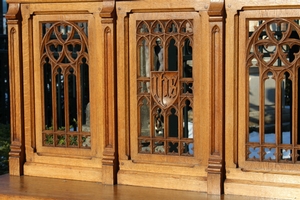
[[150, 71, 179, 109]]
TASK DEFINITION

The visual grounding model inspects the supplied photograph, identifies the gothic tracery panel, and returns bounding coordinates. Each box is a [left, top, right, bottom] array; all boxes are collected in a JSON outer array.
[[247, 18, 300, 162], [41, 21, 91, 148], [137, 19, 194, 156]]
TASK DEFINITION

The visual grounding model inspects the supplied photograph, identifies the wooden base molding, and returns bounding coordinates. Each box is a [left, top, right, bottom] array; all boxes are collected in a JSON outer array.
[[23, 162, 102, 182], [225, 179, 300, 199], [118, 170, 207, 192]]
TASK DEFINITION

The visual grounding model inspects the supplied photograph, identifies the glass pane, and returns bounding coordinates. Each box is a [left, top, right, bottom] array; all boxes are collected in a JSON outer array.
[[264, 147, 276, 161], [154, 140, 165, 153], [168, 141, 178, 154], [68, 68, 77, 131], [138, 81, 149, 93], [56, 68, 65, 129], [167, 21, 178, 33], [153, 38, 164, 71], [44, 133, 54, 145], [139, 39, 150, 77], [168, 107, 178, 137], [81, 57, 90, 132], [181, 21, 193, 33], [168, 38, 177, 71], [139, 139, 151, 153], [154, 107, 164, 137], [281, 72, 292, 144], [44, 58, 53, 130], [183, 39, 192, 77], [68, 135, 78, 146], [183, 100, 192, 139], [280, 148, 292, 161], [56, 134, 66, 146], [264, 72, 275, 144], [248, 60, 260, 142], [140, 98, 150, 137], [248, 147, 260, 160], [137, 22, 149, 34], [152, 21, 163, 33]]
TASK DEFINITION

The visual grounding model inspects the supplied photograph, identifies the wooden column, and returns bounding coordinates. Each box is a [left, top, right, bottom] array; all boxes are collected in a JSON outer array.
[[5, 3, 25, 176], [100, 0, 118, 185], [207, 0, 225, 195]]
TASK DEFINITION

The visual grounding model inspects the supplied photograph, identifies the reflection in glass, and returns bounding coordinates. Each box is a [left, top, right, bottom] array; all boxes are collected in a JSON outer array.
[[248, 147, 260, 159], [153, 38, 164, 71], [168, 38, 178, 71], [138, 22, 149, 33], [68, 68, 77, 131], [44, 58, 53, 130], [140, 98, 150, 137], [282, 72, 292, 144], [183, 39, 192, 77], [139, 139, 151, 153], [139, 39, 150, 77], [138, 81, 149, 94], [80, 57, 89, 132], [183, 100, 192, 139], [153, 22, 163, 33], [264, 72, 275, 143], [280, 149, 292, 161], [248, 63, 260, 142], [168, 108, 178, 137], [154, 107, 164, 137], [168, 141, 178, 154], [263, 147, 276, 161], [167, 22, 177, 33], [56, 68, 65, 129]]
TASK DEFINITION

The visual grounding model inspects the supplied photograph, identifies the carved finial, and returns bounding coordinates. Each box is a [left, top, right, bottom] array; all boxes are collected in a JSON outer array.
[[5, 3, 21, 20]]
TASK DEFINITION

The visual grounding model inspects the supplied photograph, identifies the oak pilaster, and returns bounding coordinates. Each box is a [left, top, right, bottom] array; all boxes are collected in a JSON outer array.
[[207, 0, 225, 195], [100, 0, 118, 185], [6, 3, 25, 176]]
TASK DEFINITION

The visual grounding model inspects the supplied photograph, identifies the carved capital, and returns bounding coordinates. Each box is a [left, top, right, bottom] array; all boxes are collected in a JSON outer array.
[[208, 0, 224, 18], [100, 0, 116, 19], [5, 3, 21, 20]]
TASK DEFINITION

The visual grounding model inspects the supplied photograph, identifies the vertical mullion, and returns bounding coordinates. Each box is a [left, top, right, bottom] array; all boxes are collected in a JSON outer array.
[[52, 66, 58, 145], [259, 69, 264, 162], [77, 62, 82, 132], [65, 69, 69, 132], [275, 74, 281, 162], [293, 67, 298, 163]]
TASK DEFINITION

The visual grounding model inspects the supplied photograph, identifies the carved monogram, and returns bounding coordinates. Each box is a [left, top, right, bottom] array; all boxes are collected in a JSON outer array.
[[150, 71, 178, 108]]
